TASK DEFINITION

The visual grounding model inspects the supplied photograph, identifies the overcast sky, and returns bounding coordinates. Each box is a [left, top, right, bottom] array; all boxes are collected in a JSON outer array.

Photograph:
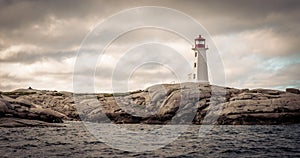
[[0, 0, 299, 92]]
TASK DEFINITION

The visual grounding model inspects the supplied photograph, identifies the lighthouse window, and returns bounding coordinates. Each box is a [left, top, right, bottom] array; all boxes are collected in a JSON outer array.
[[195, 52, 197, 57], [193, 74, 196, 79], [196, 40, 205, 45], [194, 62, 196, 68]]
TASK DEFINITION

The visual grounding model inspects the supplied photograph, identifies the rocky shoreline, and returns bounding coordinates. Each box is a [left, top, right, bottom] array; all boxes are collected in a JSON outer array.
[[1, 83, 299, 127]]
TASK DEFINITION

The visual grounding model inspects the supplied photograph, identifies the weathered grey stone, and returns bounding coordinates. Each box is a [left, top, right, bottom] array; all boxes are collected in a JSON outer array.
[[0, 117, 64, 127], [1, 83, 300, 125], [0, 95, 65, 124], [0, 99, 9, 114], [286, 88, 300, 94]]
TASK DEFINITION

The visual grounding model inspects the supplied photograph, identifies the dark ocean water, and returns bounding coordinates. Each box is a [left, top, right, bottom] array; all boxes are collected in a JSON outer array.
[[0, 121, 299, 157]]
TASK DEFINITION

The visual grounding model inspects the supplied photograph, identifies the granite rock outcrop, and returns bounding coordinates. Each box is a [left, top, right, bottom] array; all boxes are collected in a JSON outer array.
[[1, 83, 299, 126]]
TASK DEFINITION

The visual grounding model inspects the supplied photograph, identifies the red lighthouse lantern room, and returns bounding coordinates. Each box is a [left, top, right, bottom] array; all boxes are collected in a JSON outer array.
[[193, 35, 206, 50]]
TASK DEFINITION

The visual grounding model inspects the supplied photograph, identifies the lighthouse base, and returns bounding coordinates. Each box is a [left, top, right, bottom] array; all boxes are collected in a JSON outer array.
[[193, 80, 210, 84]]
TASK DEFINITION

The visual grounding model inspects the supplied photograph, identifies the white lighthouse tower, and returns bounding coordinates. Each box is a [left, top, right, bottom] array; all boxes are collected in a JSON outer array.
[[192, 35, 209, 83]]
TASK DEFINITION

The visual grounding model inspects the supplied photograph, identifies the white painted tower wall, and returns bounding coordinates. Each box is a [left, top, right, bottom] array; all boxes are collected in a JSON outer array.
[[193, 47, 208, 82]]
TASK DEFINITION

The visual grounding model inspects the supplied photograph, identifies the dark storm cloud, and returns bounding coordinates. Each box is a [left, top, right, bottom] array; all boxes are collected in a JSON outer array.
[[0, 0, 116, 30], [1, 0, 299, 48], [0, 0, 126, 51], [0, 49, 76, 64], [183, 0, 300, 34], [1, 0, 299, 34]]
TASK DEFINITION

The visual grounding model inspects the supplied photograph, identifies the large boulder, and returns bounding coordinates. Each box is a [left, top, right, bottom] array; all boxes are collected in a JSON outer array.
[[286, 88, 300, 94], [0, 99, 10, 115], [0, 95, 65, 124], [216, 90, 300, 124]]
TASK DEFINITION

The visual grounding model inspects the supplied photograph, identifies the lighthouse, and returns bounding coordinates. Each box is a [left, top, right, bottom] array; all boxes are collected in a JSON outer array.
[[192, 35, 209, 83]]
